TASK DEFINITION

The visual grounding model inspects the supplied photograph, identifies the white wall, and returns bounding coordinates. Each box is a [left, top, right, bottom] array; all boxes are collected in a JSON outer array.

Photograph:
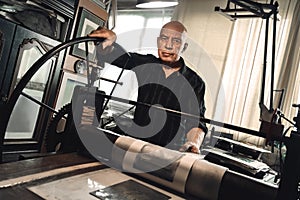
[[173, 0, 233, 120]]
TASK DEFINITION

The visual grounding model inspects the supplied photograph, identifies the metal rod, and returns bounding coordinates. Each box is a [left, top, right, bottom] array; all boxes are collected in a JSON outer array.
[[98, 77, 123, 85], [85, 41, 92, 87], [21, 92, 60, 116], [279, 113, 295, 127], [277, 89, 285, 110], [100, 58, 130, 119], [270, 2, 278, 111], [99, 93, 266, 138], [261, 17, 269, 107], [228, 15, 261, 18]]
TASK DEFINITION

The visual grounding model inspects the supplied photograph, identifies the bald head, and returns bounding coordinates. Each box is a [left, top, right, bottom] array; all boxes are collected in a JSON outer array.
[[161, 21, 187, 34], [157, 21, 188, 64]]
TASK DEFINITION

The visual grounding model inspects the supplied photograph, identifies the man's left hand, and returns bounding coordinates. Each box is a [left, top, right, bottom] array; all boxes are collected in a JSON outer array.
[[179, 127, 205, 154]]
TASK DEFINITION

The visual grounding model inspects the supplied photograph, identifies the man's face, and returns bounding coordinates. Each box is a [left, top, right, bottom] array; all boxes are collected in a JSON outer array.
[[157, 28, 186, 63]]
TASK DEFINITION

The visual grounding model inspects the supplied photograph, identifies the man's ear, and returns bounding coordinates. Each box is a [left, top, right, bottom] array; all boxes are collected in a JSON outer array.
[[182, 42, 188, 53]]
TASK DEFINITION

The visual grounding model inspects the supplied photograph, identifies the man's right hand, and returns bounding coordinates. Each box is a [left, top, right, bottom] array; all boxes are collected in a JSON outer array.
[[88, 27, 117, 49]]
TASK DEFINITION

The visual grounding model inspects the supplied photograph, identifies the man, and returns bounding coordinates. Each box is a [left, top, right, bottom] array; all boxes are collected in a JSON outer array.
[[89, 21, 207, 154]]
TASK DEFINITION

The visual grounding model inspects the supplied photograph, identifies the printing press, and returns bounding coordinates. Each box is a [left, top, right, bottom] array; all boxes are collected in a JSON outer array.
[[0, 1, 300, 199], [0, 38, 297, 200]]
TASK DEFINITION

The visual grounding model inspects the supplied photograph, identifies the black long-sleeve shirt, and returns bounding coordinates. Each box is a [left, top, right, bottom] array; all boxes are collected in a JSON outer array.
[[98, 47, 207, 149]]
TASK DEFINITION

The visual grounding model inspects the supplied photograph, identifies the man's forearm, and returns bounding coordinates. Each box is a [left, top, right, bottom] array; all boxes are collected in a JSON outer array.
[[179, 127, 205, 154], [186, 127, 205, 147]]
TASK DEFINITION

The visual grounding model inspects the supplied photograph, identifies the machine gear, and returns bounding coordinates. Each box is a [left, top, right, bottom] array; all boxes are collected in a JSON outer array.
[[45, 103, 80, 153]]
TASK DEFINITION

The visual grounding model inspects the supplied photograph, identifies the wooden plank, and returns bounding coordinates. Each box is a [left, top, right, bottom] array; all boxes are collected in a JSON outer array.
[[0, 153, 95, 181]]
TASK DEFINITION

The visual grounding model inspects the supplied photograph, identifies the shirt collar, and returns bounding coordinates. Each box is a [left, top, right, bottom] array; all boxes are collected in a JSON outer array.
[[178, 57, 187, 74], [158, 57, 187, 74]]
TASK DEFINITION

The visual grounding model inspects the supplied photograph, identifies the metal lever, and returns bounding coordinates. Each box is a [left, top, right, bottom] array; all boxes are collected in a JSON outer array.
[[292, 104, 300, 132]]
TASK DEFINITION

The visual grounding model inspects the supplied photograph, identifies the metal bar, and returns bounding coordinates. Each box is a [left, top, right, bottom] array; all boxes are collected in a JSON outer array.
[[85, 41, 92, 87], [276, 89, 285, 110], [270, 2, 278, 111], [21, 92, 60, 116], [228, 14, 261, 18], [99, 93, 266, 138], [98, 77, 123, 85], [260, 17, 269, 107], [216, 8, 252, 13], [100, 58, 130, 120]]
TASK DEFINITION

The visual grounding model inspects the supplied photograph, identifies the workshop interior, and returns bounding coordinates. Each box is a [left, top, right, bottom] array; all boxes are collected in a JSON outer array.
[[0, 0, 300, 199]]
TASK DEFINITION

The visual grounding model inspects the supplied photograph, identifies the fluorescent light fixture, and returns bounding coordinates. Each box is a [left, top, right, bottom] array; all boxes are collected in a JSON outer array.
[[136, 0, 178, 8]]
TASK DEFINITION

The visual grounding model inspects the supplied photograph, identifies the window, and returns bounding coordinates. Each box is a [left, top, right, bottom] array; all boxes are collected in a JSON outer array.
[[109, 9, 174, 54]]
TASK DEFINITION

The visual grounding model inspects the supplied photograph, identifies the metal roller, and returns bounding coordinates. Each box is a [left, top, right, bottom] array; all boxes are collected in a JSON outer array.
[[111, 134, 227, 200]]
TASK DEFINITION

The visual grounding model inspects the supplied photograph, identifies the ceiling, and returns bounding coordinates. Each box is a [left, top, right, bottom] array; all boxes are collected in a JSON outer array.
[[116, 0, 138, 10]]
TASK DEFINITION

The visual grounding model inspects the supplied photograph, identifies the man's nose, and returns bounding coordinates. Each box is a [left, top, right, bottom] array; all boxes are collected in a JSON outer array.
[[165, 38, 173, 49]]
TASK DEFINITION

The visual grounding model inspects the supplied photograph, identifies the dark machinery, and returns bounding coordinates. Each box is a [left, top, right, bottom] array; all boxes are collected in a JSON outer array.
[[215, 1, 300, 199]]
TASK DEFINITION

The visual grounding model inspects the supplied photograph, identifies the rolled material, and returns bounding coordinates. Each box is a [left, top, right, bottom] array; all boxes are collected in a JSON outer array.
[[111, 136, 227, 200], [185, 159, 227, 200]]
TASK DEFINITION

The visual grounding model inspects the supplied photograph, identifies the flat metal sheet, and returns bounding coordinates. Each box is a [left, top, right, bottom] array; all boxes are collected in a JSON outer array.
[[28, 168, 184, 200], [90, 179, 170, 200]]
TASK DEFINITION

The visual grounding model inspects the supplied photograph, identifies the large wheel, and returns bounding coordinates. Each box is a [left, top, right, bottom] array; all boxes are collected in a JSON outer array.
[[0, 37, 105, 155], [1, 36, 129, 157]]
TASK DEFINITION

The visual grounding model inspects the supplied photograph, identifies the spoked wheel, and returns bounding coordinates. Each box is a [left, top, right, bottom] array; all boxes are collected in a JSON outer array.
[[1, 36, 129, 157]]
